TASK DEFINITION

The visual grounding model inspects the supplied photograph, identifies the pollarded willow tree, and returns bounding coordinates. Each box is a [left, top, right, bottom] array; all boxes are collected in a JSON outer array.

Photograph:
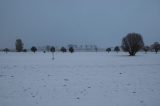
[[121, 33, 144, 56]]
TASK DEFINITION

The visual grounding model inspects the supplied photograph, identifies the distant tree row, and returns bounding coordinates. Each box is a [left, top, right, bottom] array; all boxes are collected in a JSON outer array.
[[1, 33, 160, 56], [1, 46, 73, 53], [20, 46, 74, 53]]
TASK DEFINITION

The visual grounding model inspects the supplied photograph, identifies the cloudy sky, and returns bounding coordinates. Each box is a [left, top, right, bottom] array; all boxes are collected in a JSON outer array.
[[0, 0, 160, 49]]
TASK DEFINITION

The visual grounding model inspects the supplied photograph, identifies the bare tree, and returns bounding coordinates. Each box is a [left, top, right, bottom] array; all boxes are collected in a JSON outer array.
[[46, 45, 51, 52], [15, 39, 23, 52], [114, 46, 120, 53], [50, 46, 55, 52], [143, 46, 150, 54], [121, 33, 144, 56], [50, 46, 55, 59], [152, 42, 160, 53], [3, 48, 9, 53], [94, 45, 98, 52]]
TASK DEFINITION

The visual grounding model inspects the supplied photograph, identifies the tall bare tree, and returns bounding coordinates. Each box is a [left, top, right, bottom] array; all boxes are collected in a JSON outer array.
[[15, 39, 23, 52]]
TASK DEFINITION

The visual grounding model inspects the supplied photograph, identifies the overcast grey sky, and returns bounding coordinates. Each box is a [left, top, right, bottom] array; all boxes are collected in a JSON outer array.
[[0, 0, 160, 49]]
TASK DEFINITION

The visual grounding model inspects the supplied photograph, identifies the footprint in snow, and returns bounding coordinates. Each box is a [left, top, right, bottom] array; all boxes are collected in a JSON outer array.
[[88, 86, 91, 88], [126, 83, 131, 86], [64, 79, 69, 81], [10, 76, 14, 78], [132, 91, 136, 94], [43, 85, 47, 87], [63, 84, 67, 87], [0, 75, 6, 77], [23, 87, 31, 92], [48, 74, 54, 77], [140, 100, 144, 103], [80, 89, 88, 96], [30, 92, 38, 98], [76, 97, 80, 100]]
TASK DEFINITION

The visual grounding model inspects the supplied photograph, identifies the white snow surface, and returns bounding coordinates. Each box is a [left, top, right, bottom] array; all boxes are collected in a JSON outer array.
[[0, 52, 160, 106]]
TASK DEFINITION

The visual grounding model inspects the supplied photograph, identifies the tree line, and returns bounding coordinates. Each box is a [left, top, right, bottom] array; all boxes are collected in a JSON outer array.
[[1, 33, 160, 56]]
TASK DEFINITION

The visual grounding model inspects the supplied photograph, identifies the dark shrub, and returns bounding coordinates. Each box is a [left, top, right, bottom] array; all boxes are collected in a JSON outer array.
[[60, 47, 67, 53], [69, 47, 74, 53], [31, 46, 37, 53], [23, 49, 27, 52], [50, 46, 55, 53], [106, 48, 111, 53]]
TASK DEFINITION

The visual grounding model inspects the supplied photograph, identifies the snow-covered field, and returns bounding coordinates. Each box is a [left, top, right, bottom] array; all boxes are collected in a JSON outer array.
[[0, 52, 160, 106]]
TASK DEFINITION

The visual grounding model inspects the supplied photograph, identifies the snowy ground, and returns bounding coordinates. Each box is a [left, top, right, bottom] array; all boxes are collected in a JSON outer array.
[[0, 52, 160, 106]]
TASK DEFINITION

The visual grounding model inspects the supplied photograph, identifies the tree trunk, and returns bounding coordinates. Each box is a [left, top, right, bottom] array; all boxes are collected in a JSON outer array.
[[129, 51, 135, 56]]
